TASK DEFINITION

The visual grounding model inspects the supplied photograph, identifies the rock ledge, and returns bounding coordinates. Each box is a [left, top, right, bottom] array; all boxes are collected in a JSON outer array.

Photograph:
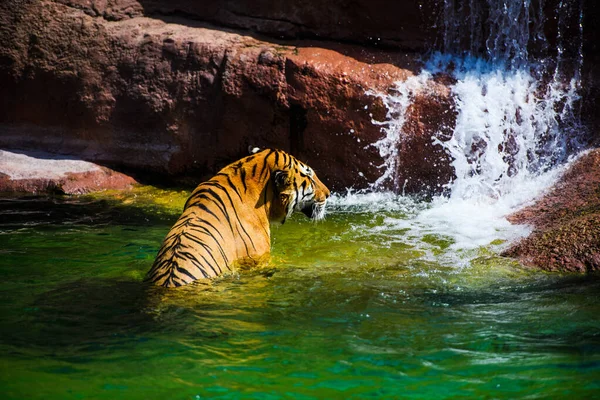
[[0, 150, 137, 194], [503, 149, 600, 272]]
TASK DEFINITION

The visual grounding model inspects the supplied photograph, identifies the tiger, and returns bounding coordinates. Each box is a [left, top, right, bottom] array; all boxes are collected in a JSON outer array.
[[146, 149, 331, 287]]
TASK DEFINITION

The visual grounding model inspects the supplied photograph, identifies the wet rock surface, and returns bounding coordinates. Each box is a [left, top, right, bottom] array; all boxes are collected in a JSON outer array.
[[396, 78, 457, 194], [503, 149, 600, 272]]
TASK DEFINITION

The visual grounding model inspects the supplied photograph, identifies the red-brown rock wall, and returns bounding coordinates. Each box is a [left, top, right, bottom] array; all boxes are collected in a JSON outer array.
[[1, 0, 597, 194], [54, 0, 439, 50], [0, 0, 456, 192]]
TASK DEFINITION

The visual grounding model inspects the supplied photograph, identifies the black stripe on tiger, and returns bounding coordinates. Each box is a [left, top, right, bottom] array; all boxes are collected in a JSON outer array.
[[240, 168, 247, 192], [181, 231, 223, 274], [186, 221, 229, 264], [215, 172, 243, 201], [187, 187, 254, 257]]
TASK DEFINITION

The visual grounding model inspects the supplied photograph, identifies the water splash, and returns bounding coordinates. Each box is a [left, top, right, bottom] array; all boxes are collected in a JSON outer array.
[[426, 54, 585, 205], [360, 0, 586, 257], [368, 72, 433, 192]]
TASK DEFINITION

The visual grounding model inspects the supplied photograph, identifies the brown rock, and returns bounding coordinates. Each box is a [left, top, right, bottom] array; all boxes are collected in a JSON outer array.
[[0, 0, 455, 194], [2, 1, 594, 198], [0, 150, 137, 194], [503, 149, 600, 272], [396, 77, 456, 195], [0, 168, 137, 195]]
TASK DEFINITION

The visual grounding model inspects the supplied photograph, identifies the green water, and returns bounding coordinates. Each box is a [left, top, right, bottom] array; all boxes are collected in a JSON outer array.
[[0, 190, 599, 399]]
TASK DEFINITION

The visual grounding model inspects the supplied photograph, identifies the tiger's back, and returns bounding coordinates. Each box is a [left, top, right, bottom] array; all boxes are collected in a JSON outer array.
[[146, 149, 330, 287]]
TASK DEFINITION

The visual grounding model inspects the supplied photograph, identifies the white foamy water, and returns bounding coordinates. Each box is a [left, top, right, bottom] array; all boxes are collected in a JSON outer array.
[[361, 59, 575, 255], [343, 0, 586, 262]]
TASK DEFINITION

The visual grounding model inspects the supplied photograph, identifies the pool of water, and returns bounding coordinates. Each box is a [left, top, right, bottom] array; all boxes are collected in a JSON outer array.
[[1, 189, 599, 399]]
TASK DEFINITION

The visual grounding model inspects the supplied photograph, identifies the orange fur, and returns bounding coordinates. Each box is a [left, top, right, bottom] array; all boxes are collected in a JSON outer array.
[[146, 149, 330, 287]]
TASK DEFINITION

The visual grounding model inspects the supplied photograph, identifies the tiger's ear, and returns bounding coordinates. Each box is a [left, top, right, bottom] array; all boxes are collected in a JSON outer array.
[[273, 170, 289, 191], [248, 145, 262, 154]]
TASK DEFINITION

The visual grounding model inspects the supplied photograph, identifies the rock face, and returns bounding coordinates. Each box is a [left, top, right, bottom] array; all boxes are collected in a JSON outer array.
[[503, 149, 600, 272], [53, 0, 438, 50], [0, 0, 597, 196], [395, 77, 456, 195], [0, 0, 455, 192]]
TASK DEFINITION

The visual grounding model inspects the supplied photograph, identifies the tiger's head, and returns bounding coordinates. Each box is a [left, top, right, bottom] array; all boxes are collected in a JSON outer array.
[[271, 159, 330, 223]]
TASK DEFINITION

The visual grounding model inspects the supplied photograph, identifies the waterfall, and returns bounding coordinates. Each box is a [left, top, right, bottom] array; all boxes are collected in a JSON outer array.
[[367, 0, 586, 250], [373, 0, 585, 199]]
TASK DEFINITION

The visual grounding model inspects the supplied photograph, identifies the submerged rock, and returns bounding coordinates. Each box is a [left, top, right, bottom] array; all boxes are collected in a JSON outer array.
[[503, 149, 600, 272]]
